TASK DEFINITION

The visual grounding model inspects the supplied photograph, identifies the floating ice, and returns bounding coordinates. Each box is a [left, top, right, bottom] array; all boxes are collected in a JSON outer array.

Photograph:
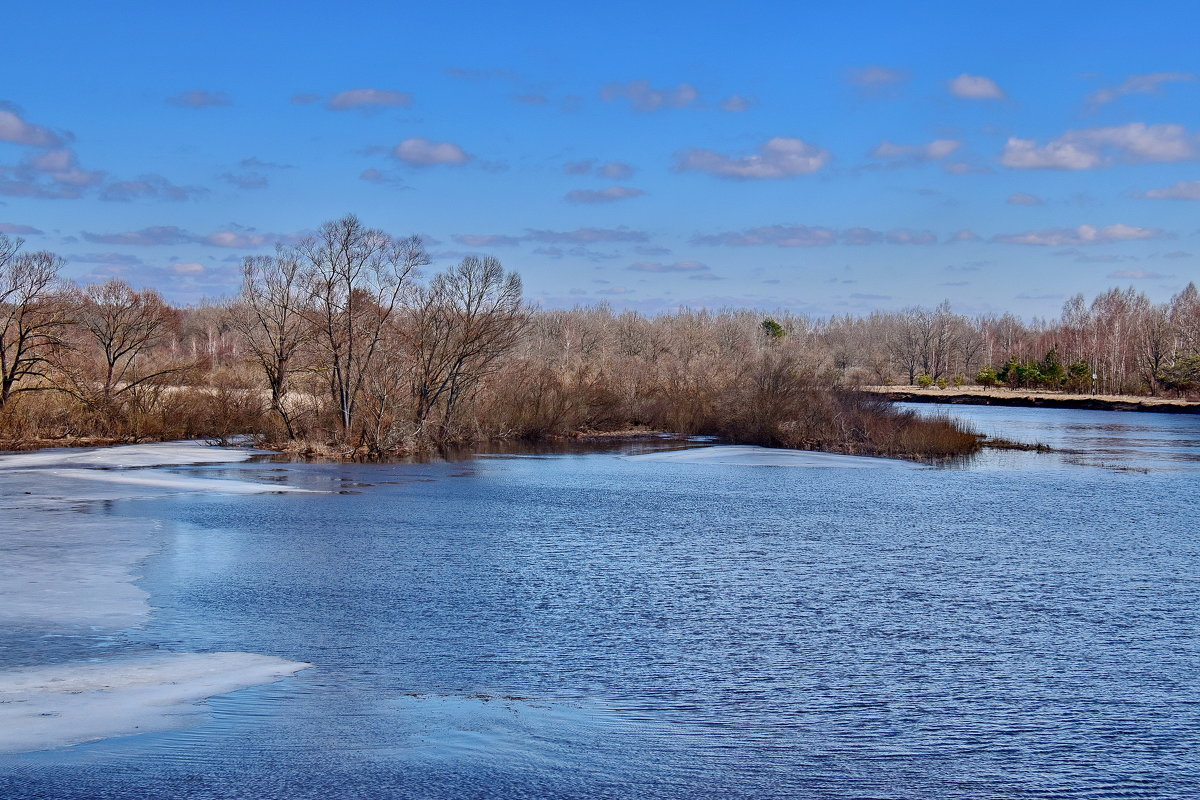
[[0, 652, 310, 754], [0, 440, 263, 470], [0, 440, 313, 754], [627, 444, 921, 468], [0, 511, 156, 632], [29, 467, 313, 494]]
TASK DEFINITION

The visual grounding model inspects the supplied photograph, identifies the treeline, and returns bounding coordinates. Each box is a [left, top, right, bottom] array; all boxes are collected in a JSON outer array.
[[817, 288, 1200, 395], [2, 215, 1196, 457]]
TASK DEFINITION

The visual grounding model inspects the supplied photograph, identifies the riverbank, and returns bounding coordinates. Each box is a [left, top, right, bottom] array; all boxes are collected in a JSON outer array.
[[862, 386, 1200, 414]]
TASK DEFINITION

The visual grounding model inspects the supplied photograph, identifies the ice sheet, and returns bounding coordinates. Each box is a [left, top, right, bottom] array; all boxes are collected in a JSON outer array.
[[0, 440, 314, 753], [21, 467, 313, 494], [0, 652, 310, 753], [0, 440, 262, 470], [627, 444, 921, 468], [0, 510, 156, 631]]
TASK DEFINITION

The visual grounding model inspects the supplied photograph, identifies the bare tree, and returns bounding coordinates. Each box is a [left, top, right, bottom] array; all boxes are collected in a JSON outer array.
[[888, 309, 924, 384], [301, 215, 428, 442], [72, 279, 178, 411], [408, 255, 524, 440], [1136, 304, 1175, 394], [0, 238, 70, 408], [1170, 283, 1200, 355], [234, 250, 314, 438]]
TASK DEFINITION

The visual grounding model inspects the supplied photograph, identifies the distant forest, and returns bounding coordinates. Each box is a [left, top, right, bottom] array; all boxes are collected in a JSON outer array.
[[2, 216, 1198, 457]]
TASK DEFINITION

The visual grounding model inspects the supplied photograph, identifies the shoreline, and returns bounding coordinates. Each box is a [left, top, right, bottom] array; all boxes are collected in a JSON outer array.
[[862, 386, 1200, 414]]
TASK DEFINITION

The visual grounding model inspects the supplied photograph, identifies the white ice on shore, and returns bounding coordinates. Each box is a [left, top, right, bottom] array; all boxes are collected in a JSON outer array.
[[0, 440, 262, 470], [0, 440, 313, 754], [0, 652, 310, 753], [627, 444, 921, 468]]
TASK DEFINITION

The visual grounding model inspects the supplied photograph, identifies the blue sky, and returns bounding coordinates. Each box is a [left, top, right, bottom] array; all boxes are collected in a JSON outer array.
[[2, 0, 1198, 317]]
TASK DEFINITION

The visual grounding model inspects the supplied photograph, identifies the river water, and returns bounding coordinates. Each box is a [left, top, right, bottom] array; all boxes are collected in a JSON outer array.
[[2, 405, 1198, 799]]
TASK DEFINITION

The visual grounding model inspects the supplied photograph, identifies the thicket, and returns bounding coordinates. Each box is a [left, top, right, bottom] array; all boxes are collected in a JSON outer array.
[[3, 216, 1198, 458]]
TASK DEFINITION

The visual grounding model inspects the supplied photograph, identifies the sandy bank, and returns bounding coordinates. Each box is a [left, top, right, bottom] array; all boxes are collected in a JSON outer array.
[[0, 652, 309, 754], [862, 385, 1200, 414]]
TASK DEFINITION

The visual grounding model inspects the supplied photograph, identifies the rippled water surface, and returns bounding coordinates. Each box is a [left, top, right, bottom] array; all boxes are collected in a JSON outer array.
[[3, 406, 1199, 799]]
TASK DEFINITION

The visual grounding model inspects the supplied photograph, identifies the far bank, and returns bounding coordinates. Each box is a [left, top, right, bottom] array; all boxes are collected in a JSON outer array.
[[863, 386, 1200, 414]]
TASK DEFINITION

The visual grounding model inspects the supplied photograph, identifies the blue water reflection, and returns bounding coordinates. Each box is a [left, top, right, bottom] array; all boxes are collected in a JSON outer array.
[[2, 407, 1198, 798]]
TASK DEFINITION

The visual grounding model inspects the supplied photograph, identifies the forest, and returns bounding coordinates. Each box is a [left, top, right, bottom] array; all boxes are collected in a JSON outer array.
[[2, 215, 1198, 459]]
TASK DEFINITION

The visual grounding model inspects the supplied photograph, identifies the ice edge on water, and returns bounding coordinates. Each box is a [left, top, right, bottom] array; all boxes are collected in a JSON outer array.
[[0, 440, 312, 754], [626, 444, 922, 469], [0, 652, 311, 754]]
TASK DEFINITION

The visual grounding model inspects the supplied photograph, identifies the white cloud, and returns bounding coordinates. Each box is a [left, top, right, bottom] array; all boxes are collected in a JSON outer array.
[[81, 226, 296, 248], [166, 90, 231, 109], [452, 234, 522, 247], [870, 139, 962, 162], [627, 260, 709, 273], [949, 73, 1005, 100], [327, 88, 413, 111], [220, 171, 269, 190], [692, 225, 837, 247], [101, 174, 206, 202], [358, 168, 408, 188], [601, 80, 699, 111], [884, 229, 937, 245], [1001, 137, 1101, 169], [693, 225, 933, 247], [392, 138, 471, 167], [948, 229, 982, 242], [847, 66, 908, 93], [675, 137, 831, 180], [993, 223, 1163, 246], [0, 109, 63, 147], [564, 160, 636, 179], [565, 186, 644, 204], [1086, 72, 1195, 108], [1001, 123, 1197, 169], [524, 227, 649, 244], [0, 147, 104, 199], [203, 230, 278, 248], [1007, 192, 1044, 206], [1140, 179, 1200, 199], [719, 94, 755, 112], [599, 161, 635, 179], [82, 226, 196, 246], [0, 222, 42, 235], [1107, 269, 1171, 279]]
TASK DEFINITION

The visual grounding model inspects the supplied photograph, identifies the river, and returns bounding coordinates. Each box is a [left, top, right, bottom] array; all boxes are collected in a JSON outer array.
[[1, 404, 1198, 799]]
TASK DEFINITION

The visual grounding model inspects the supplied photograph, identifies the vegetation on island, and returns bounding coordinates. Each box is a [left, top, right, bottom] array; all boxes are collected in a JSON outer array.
[[2, 216, 1197, 459]]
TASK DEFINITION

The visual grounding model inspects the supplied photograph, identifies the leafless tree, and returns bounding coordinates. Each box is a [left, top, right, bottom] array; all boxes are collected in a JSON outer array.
[[300, 215, 428, 442], [408, 255, 524, 440], [0, 237, 70, 408], [234, 250, 314, 438], [1136, 304, 1175, 394], [72, 279, 178, 411]]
